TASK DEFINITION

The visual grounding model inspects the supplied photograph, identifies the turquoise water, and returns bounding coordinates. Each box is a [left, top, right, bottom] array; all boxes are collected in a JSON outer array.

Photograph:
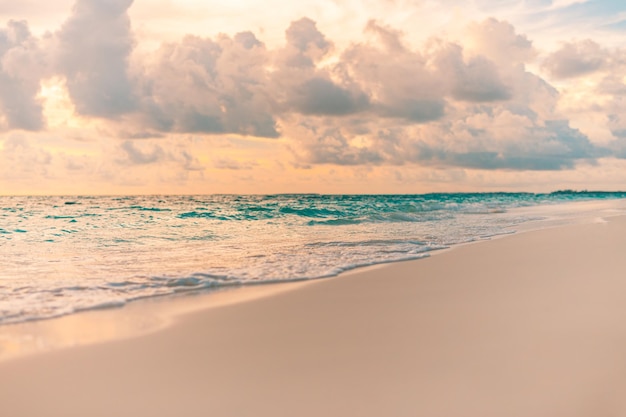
[[1, 191, 625, 324]]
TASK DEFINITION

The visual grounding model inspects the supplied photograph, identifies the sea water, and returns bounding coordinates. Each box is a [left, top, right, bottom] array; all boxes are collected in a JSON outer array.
[[1, 192, 625, 325]]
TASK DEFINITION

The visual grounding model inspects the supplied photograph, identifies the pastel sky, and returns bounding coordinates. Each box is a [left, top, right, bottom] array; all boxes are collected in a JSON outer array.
[[1, 0, 626, 195]]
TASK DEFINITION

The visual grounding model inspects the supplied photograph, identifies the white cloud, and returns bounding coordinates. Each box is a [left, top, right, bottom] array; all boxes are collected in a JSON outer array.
[[0, 20, 46, 130], [133, 31, 278, 137], [543, 39, 607, 78], [55, 0, 136, 117], [2, 0, 626, 193]]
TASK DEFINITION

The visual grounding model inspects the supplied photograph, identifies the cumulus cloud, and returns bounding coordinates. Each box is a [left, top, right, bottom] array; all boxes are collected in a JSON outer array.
[[287, 77, 369, 116], [272, 18, 370, 117], [282, 17, 331, 67], [338, 21, 446, 122], [123, 16, 534, 133], [464, 18, 536, 66], [0, 20, 45, 130], [1, 1, 620, 175], [282, 16, 608, 171], [431, 42, 511, 103], [288, 110, 601, 171], [135, 31, 279, 137], [543, 40, 607, 78], [55, 0, 136, 117], [414, 119, 601, 170], [110, 15, 616, 171]]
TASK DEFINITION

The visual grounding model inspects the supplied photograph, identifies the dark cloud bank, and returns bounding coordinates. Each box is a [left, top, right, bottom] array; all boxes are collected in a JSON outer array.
[[1, 0, 624, 171]]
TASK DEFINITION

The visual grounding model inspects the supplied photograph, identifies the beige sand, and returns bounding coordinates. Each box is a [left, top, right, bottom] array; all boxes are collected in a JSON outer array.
[[2, 216, 626, 417]]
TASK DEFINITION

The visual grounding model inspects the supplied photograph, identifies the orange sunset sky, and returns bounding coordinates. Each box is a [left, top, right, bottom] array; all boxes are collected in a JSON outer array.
[[1, 0, 626, 195]]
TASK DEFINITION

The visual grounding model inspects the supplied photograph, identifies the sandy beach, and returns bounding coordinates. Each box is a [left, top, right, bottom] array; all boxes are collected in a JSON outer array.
[[2, 215, 626, 417]]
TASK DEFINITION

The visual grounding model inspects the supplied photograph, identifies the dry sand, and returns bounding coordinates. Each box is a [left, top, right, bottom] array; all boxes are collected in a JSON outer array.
[[2, 216, 626, 417]]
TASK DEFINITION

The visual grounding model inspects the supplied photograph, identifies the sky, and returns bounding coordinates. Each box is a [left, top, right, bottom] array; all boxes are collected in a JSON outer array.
[[1, 0, 626, 195]]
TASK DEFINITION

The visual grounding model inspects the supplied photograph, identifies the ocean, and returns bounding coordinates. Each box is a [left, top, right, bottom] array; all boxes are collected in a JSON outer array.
[[1, 192, 625, 325]]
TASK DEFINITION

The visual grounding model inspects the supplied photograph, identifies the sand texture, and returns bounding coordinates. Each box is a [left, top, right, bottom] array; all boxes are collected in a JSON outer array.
[[2, 217, 626, 416]]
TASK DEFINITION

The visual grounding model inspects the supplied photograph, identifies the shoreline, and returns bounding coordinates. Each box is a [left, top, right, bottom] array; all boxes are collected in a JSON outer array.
[[2, 209, 626, 415], [1, 198, 624, 363]]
